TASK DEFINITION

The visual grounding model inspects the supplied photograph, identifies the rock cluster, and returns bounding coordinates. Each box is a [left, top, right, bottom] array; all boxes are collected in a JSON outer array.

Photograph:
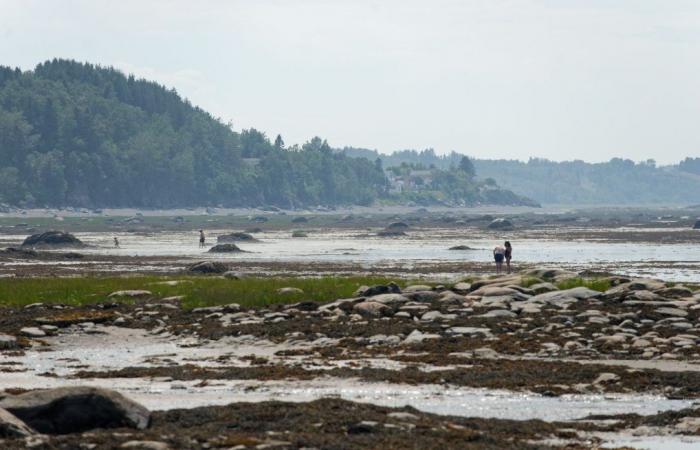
[[21, 231, 83, 248]]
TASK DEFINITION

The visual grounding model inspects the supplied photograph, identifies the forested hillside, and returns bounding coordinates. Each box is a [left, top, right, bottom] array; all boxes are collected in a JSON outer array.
[[0, 60, 387, 208], [342, 148, 700, 206]]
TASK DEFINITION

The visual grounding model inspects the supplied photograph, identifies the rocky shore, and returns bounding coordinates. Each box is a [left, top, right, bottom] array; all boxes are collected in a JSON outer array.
[[1, 268, 700, 448]]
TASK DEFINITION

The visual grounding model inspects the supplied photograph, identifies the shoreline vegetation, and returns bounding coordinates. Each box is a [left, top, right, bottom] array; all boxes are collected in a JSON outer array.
[[0, 59, 535, 210]]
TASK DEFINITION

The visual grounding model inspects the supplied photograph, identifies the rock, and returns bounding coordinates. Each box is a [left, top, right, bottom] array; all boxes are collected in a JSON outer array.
[[353, 301, 391, 318], [291, 230, 308, 238], [35, 311, 116, 327], [387, 412, 418, 421], [593, 373, 620, 385], [402, 329, 440, 345], [656, 286, 694, 299], [448, 245, 474, 251], [207, 243, 243, 253], [121, 441, 171, 450], [438, 292, 466, 305], [529, 282, 558, 294], [452, 282, 472, 293], [356, 283, 401, 297], [447, 327, 492, 337], [420, 310, 456, 321], [187, 261, 228, 274], [387, 222, 409, 230], [402, 285, 433, 293], [694, 219, 700, 230], [487, 218, 513, 229], [475, 309, 517, 319], [656, 307, 688, 317], [276, 287, 304, 295], [0, 387, 150, 434], [291, 216, 309, 223], [108, 290, 152, 299], [0, 407, 35, 437], [217, 232, 258, 243], [0, 333, 18, 350], [368, 293, 409, 307], [20, 327, 46, 338], [21, 231, 84, 248], [676, 417, 700, 433]]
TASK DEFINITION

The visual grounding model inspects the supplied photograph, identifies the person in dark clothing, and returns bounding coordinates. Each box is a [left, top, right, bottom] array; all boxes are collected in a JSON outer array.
[[493, 245, 505, 274], [504, 241, 512, 274], [199, 230, 206, 248]]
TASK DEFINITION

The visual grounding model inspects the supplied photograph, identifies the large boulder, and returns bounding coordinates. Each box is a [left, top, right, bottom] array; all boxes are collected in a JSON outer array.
[[207, 244, 244, 253], [21, 231, 83, 248], [217, 232, 258, 243], [694, 219, 700, 230], [0, 387, 150, 434], [0, 407, 35, 437], [187, 261, 228, 274]]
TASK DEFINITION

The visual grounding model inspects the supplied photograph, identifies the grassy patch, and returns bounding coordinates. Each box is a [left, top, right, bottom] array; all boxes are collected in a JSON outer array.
[[0, 275, 401, 309], [555, 277, 611, 292]]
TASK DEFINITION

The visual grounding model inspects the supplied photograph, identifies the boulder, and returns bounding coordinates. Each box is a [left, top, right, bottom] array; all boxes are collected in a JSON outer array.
[[291, 231, 308, 238], [217, 232, 258, 243], [0, 407, 35, 437], [187, 261, 228, 274], [0, 387, 150, 434], [694, 219, 700, 230], [368, 293, 408, 307], [531, 287, 601, 305], [402, 285, 433, 293], [291, 216, 309, 223], [21, 231, 84, 248], [529, 282, 558, 294], [656, 286, 694, 299], [353, 301, 391, 318], [207, 243, 243, 253], [223, 271, 246, 280], [487, 218, 513, 230]]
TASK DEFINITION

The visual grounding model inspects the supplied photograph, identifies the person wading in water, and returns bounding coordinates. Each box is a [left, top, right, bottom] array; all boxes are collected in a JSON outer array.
[[199, 230, 206, 248], [504, 241, 513, 274]]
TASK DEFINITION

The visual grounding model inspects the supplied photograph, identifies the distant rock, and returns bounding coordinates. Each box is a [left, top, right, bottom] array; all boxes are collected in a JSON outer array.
[[292, 230, 308, 238], [449, 245, 474, 251], [694, 219, 700, 229], [377, 229, 406, 237], [487, 218, 513, 230], [188, 261, 228, 274], [251, 216, 269, 223], [21, 231, 83, 248], [0, 387, 150, 434], [386, 222, 409, 230], [0, 247, 38, 258], [217, 232, 258, 243], [208, 243, 243, 253], [291, 216, 309, 223]]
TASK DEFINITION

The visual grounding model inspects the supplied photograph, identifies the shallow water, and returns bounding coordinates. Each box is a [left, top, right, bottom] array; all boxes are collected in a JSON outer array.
[[0, 328, 695, 421], [4, 227, 697, 281]]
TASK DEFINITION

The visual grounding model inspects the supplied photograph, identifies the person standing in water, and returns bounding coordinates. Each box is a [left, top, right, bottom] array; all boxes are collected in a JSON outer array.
[[199, 230, 206, 248], [504, 241, 512, 274], [493, 244, 506, 274], [113, 236, 120, 248]]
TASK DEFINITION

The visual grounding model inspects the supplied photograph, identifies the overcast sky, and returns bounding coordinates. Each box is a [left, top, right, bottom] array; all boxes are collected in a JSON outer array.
[[2, 0, 699, 163]]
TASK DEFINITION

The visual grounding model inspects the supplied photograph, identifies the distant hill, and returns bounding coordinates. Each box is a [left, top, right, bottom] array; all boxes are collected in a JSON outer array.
[[342, 148, 700, 206], [0, 59, 535, 209], [0, 59, 386, 208]]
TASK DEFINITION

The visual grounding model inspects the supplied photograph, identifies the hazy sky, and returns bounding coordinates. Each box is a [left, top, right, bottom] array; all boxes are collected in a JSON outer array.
[[2, 0, 699, 163]]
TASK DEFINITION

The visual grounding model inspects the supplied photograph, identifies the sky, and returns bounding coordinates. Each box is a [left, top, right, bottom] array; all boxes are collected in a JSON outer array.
[[1, 0, 699, 164]]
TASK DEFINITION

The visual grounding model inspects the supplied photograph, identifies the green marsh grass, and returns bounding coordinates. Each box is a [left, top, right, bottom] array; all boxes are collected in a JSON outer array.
[[0, 275, 401, 309]]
